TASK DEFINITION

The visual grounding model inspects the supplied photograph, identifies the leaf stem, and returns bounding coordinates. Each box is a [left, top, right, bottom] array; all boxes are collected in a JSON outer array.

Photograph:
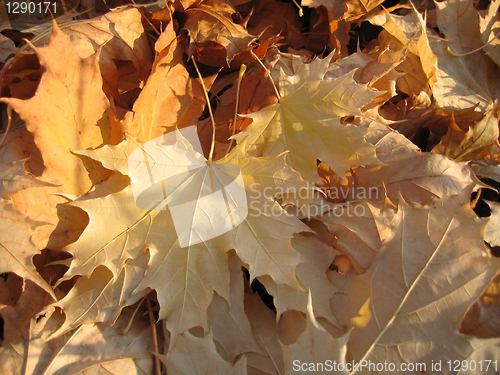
[[251, 50, 281, 102], [122, 295, 147, 335], [0, 58, 14, 150], [146, 293, 161, 375], [192, 58, 217, 162], [445, 29, 500, 57], [226, 63, 247, 155]]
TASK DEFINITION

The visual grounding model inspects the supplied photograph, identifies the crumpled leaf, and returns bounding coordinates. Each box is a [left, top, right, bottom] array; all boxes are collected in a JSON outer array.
[[366, 7, 437, 96], [431, 103, 499, 161], [234, 55, 381, 182], [183, 1, 256, 65], [33, 7, 153, 101]]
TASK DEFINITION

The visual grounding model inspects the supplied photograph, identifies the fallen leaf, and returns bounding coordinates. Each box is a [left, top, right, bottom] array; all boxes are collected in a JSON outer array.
[[0, 34, 17, 63], [126, 22, 206, 142], [485, 200, 500, 247], [0, 305, 154, 375], [1, 22, 110, 195], [280, 293, 349, 375], [478, 0, 500, 66], [353, 120, 479, 206], [207, 251, 263, 363], [51, 255, 149, 337], [184, 1, 256, 65], [367, 7, 437, 96], [245, 291, 285, 375], [162, 330, 247, 374], [330, 190, 500, 370], [257, 234, 339, 326], [430, 0, 500, 111], [0, 200, 55, 297], [431, 103, 499, 161], [461, 273, 500, 338], [0, 160, 52, 198], [234, 55, 381, 182], [33, 7, 153, 103]]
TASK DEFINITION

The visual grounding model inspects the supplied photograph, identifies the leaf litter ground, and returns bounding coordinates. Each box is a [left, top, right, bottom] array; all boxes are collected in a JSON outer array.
[[0, 0, 500, 373]]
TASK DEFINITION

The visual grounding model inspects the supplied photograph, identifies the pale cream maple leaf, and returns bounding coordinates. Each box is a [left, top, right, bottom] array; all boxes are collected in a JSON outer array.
[[162, 330, 247, 375], [63, 132, 313, 341], [280, 293, 350, 375]]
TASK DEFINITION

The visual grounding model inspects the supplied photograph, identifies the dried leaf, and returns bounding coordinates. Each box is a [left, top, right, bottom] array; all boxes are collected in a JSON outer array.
[[478, 0, 500, 66], [0, 201, 55, 297], [1, 22, 109, 195], [431, 103, 499, 161], [234, 56, 381, 182], [330, 190, 500, 370], [162, 330, 247, 374], [430, 0, 500, 111], [184, 1, 256, 65], [280, 293, 349, 375]]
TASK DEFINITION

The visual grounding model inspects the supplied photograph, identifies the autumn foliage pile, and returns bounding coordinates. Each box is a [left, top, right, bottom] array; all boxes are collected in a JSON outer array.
[[1, 0, 500, 373]]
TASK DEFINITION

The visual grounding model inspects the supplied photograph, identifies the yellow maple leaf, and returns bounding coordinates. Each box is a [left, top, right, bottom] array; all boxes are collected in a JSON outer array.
[[234, 55, 381, 182]]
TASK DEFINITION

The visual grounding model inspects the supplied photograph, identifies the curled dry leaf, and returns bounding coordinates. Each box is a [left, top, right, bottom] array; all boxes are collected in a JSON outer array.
[[33, 7, 153, 103], [431, 103, 499, 161], [183, 0, 256, 66]]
